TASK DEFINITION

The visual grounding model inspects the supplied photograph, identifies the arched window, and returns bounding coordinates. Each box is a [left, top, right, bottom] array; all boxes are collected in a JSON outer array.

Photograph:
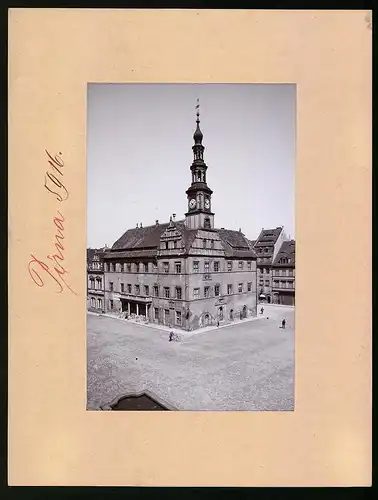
[[204, 217, 211, 229]]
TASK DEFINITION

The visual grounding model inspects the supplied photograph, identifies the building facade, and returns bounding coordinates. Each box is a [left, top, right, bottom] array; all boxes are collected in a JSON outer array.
[[102, 107, 258, 330], [271, 240, 295, 305], [252, 227, 287, 303], [87, 248, 106, 312]]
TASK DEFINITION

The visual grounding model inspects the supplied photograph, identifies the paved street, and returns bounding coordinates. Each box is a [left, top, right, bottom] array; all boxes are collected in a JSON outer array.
[[87, 304, 294, 411]]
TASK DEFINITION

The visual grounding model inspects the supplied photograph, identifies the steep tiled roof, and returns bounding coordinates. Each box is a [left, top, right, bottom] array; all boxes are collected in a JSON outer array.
[[273, 240, 295, 266], [107, 220, 257, 259], [217, 229, 257, 259], [254, 227, 283, 246], [109, 220, 197, 255]]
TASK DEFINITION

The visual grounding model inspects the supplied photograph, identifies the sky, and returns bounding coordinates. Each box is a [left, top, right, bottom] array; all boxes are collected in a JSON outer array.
[[87, 83, 295, 249]]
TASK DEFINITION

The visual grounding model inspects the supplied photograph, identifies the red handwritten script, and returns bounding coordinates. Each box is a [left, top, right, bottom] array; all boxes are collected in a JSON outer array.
[[28, 150, 76, 295]]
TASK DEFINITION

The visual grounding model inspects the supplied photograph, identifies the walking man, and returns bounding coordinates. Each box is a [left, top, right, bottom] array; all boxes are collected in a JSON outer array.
[[169, 331, 174, 342], [281, 319, 286, 329], [260, 306, 264, 315]]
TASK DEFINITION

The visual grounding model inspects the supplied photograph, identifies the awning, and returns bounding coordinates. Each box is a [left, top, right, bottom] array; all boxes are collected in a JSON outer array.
[[259, 294, 266, 298]]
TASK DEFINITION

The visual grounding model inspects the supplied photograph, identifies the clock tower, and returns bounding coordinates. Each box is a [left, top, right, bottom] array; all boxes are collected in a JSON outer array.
[[185, 101, 214, 230]]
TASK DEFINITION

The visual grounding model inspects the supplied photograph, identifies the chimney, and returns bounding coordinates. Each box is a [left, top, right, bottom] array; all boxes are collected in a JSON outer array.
[[239, 228, 242, 233], [155, 219, 159, 226], [172, 213, 176, 222], [136, 223, 139, 228], [140, 222, 143, 228]]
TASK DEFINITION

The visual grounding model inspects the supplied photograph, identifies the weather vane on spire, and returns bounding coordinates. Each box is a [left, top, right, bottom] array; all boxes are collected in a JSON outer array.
[[195, 98, 200, 118]]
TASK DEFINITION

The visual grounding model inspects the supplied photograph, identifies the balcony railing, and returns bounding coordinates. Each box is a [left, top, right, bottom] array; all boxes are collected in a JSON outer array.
[[87, 288, 105, 295], [111, 291, 153, 302], [272, 284, 295, 291]]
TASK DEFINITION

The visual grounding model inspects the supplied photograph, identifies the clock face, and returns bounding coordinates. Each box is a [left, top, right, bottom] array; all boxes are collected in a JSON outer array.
[[189, 198, 196, 209], [204, 198, 210, 209]]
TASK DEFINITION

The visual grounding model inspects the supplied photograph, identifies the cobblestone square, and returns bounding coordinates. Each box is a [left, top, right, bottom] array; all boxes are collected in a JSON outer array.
[[87, 304, 294, 411]]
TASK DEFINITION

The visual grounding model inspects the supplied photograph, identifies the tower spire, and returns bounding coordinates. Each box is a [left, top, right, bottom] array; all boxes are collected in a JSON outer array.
[[193, 98, 203, 145], [185, 100, 214, 230]]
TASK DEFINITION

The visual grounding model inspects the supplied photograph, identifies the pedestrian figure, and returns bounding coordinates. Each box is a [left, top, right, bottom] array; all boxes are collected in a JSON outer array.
[[217, 320, 220, 327], [260, 307, 264, 315], [169, 331, 174, 342], [281, 319, 286, 329]]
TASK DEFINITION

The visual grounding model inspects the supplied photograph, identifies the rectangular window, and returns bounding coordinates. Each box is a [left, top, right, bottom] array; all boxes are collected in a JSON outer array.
[[176, 287, 182, 299], [109, 299, 114, 310], [247, 261, 252, 270], [91, 297, 95, 307], [110, 263, 114, 272], [109, 281, 114, 291], [175, 262, 182, 274], [289, 269, 293, 276], [164, 287, 170, 298], [204, 286, 210, 298], [127, 284, 132, 294], [265, 280, 269, 286], [193, 288, 200, 299], [238, 261, 243, 269], [164, 309, 170, 323], [193, 261, 199, 273], [259, 280, 264, 286], [176, 311, 182, 325], [204, 261, 210, 273], [127, 263, 131, 273], [98, 298, 102, 309], [214, 284, 220, 296], [227, 284, 233, 295], [153, 262, 157, 271], [238, 282, 243, 293], [143, 263, 148, 273], [214, 261, 220, 272], [144, 285, 149, 296], [247, 282, 252, 292], [154, 308, 159, 320], [120, 283, 124, 293], [163, 262, 169, 273], [135, 284, 140, 295], [104, 263, 108, 272], [227, 261, 232, 271], [153, 285, 159, 297]]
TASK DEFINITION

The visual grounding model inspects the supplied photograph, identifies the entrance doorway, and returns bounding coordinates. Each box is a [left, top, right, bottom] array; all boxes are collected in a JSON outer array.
[[203, 313, 211, 326], [267, 295, 271, 304], [229, 309, 234, 320], [218, 306, 224, 321], [242, 305, 248, 318]]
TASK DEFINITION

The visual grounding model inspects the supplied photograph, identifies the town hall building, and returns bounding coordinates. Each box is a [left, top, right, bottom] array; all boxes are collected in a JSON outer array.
[[102, 106, 258, 330]]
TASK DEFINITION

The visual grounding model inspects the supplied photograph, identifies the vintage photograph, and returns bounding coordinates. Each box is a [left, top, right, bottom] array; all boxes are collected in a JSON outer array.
[[86, 83, 295, 411]]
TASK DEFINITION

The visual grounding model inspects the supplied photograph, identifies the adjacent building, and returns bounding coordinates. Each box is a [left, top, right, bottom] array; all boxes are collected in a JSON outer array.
[[252, 227, 287, 303], [101, 107, 258, 330], [87, 247, 107, 312], [271, 240, 295, 305]]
